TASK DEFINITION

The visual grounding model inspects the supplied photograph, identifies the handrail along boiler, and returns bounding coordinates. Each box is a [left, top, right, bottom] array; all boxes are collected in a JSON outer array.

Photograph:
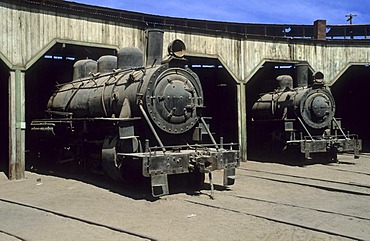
[[31, 30, 240, 197]]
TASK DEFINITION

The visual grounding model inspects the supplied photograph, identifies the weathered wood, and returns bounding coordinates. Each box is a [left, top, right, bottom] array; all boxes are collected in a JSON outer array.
[[8, 69, 25, 180], [1, 2, 370, 176], [237, 83, 247, 162], [8, 71, 16, 180], [1, 3, 370, 82]]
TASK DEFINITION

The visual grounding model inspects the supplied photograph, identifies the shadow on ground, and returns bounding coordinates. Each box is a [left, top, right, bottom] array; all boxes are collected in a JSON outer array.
[[22, 157, 228, 202]]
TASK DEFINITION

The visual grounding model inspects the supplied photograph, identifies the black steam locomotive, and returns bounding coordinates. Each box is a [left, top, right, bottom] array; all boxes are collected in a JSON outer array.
[[30, 30, 239, 197], [249, 69, 361, 162]]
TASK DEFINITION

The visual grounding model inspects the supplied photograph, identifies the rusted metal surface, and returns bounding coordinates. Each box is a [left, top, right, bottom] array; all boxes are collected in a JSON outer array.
[[2, 0, 370, 177], [249, 70, 361, 161], [30, 32, 240, 197]]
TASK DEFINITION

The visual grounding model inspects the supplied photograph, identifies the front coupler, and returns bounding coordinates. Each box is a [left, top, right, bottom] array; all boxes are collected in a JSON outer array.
[[141, 147, 240, 197]]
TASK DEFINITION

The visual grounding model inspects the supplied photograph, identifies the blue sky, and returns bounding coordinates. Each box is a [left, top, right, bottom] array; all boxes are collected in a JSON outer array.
[[70, 0, 370, 25]]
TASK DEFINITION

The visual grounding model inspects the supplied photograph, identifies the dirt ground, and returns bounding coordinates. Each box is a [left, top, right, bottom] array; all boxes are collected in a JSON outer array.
[[0, 154, 369, 241]]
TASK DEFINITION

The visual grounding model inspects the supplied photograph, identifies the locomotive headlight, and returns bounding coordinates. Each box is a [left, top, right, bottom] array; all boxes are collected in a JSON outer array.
[[168, 39, 186, 58], [311, 96, 330, 119]]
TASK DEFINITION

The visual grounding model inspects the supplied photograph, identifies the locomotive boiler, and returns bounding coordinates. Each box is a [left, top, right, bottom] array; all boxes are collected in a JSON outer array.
[[30, 30, 239, 197], [249, 70, 361, 162]]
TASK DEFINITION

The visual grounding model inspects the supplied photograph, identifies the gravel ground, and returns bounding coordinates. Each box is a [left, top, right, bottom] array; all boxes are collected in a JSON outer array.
[[0, 153, 369, 241]]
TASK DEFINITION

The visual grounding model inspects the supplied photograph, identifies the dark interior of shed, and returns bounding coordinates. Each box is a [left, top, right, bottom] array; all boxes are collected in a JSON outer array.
[[331, 65, 370, 152], [187, 56, 238, 145], [26, 43, 116, 123], [0, 60, 9, 173], [246, 62, 369, 159], [246, 62, 313, 114], [246, 62, 314, 159], [24, 45, 239, 169], [25, 43, 116, 165]]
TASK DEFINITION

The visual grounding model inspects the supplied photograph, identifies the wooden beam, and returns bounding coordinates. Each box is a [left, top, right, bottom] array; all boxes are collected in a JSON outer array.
[[237, 83, 247, 162], [8, 68, 25, 180], [8, 71, 16, 179]]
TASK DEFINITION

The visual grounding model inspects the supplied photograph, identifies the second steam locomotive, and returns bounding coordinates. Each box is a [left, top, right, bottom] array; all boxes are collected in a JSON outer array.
[[249, 67, 361, 162], [31, 30, 239, 197]]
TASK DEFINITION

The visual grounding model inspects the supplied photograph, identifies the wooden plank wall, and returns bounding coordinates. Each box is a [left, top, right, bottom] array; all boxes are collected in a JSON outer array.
[[1, 3, 370, 82], [1, 2, 370, 167]]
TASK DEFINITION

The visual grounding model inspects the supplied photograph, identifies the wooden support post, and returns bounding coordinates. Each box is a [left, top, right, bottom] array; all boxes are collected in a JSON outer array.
[[8, 68, 25, 180], [237, 83, 247, 162]]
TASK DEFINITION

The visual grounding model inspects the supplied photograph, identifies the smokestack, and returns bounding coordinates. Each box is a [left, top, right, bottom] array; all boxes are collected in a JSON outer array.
[[145, 29, 164, 67], [295, 63, 309, 87]]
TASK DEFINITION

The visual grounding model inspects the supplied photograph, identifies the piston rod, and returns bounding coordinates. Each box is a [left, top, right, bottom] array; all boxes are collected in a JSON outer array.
[[200, 117, 219, 149], [139, 103, 166, 152]]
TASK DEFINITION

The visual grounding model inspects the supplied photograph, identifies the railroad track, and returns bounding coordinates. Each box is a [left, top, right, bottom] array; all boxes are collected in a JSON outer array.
[[0, 198, 159, 241], [331, 167, 370, 176], [238, 167, 370, 196], [1, 159, 369, 240], [0, 229, 26, 241], [184, 199, 365, 241], [178, 165, 370, 241]]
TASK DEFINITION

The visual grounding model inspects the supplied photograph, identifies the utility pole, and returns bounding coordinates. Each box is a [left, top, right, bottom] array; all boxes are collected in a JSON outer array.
[[345, 14, 357, 25], [345, 14, 357, 39]]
